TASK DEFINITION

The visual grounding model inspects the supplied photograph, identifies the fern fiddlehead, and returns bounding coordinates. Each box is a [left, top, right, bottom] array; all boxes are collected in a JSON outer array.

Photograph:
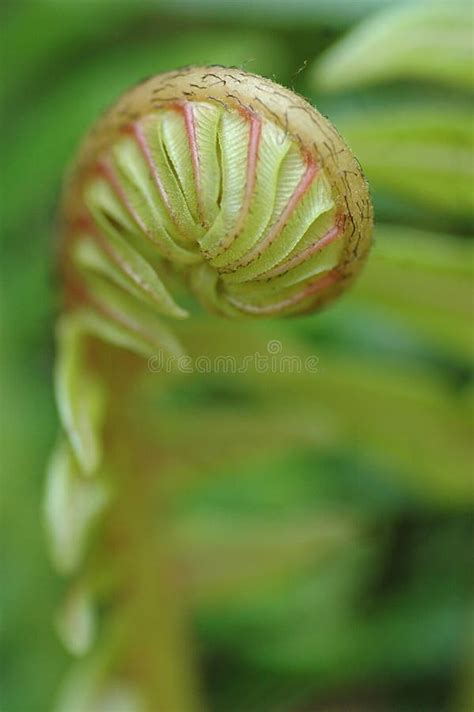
[[45, 66, 373, 711]]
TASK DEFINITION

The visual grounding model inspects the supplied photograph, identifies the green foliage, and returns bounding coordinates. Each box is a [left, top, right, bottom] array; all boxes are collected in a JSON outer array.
[[334, 102, 474, 219], [311, 0, 474, 91]]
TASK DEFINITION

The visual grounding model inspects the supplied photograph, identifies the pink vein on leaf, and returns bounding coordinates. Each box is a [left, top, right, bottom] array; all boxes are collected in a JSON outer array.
[[227, 269, 340, 315], [227, 155, 319, 271], [256, 214, 345, 280]]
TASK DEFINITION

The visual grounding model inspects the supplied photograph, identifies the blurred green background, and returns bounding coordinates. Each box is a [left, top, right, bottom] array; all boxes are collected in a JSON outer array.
[[1, 1, 473, 711]]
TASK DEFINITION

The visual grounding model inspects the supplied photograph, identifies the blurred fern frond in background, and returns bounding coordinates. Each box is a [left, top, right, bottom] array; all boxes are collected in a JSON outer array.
[[1, 1, 473, 711]]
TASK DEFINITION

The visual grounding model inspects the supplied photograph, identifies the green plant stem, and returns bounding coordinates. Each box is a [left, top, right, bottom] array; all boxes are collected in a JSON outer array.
[[98, 349, 204, 712]]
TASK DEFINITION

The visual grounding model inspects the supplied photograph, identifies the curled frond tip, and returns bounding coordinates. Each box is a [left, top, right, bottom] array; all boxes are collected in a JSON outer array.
[[61, 65, 373, 320]]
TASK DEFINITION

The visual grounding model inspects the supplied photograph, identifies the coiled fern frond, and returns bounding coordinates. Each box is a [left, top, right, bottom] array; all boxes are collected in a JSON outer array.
[[45, 66, 372, 711]]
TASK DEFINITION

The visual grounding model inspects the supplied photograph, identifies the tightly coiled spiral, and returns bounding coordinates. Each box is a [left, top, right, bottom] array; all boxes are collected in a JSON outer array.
[[61, 66, 372, 326]]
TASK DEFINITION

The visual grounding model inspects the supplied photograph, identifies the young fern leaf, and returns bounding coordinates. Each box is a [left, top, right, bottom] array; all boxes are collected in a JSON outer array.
[[48, 66, 373, 711]]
